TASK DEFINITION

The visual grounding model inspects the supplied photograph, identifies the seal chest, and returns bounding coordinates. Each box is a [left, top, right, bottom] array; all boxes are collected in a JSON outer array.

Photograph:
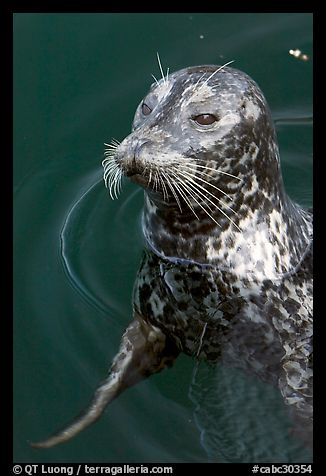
[[32, 63, 312, 449]]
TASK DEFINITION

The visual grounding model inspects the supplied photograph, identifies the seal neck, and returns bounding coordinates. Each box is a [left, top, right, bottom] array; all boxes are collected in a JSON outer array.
[[142, 188, 312, 281]]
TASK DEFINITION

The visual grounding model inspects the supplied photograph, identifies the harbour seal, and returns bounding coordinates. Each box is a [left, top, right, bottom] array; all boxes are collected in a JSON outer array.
[[31, 63, 313, 449]]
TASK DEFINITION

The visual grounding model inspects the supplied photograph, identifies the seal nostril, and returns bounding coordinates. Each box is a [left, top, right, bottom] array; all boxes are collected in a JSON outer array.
[[134, 140, 151, 160]]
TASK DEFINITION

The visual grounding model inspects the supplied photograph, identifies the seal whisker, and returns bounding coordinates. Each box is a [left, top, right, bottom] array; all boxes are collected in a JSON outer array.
[[158, 171, 169, 201], [110, 175, 117, 200], [104, 145, 118, 152], [147, 168, 153, 189], [103, 161, 115, 185], [156, 52, 166, 85], [178, 164, 235, 203], [107, 172, 115, 198], [103, 151, 117, 161], [164, 170, 200, 220], [197, 60, 235, 92], [172, 170, 219, 217], [104, 147, 116, 155], [153, 170, 160, 193], [104, 142, 119, 149], [168, 168, 219, 220], [169, 172, 223, 228], [102, 157, 111, 168], [109, 168, 121, 200], [196, 322, 208, 358], [104, 161, 119, 174], [155, 172, 161, 194], [103, 155, 116, 163], [171, 168, 241, 231], [103, 165, 119, 186], [104, 139, 120, 153], [170, 169, 219, 215], [182, 161, 243, 182], [103, 169, 110, 188], [160, 170, 183, 213], [103, 156, 118, 166], [194, 72, 207, 89], [103, 161, 119, 182], [176, 167, 238, 216], [143, 163, 151, 182], [102, 157, 118, 170], [151, 74, 160, 86], [102, 155, 123, 200], [115, 169, 123, 199], [116, 171, 122, 198]]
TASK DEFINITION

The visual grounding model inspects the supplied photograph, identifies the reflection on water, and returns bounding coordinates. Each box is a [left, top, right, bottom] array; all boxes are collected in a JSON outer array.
[[60, 168, 145, 318], [60, 171, 109, 314], [189, 363, 312, 463]]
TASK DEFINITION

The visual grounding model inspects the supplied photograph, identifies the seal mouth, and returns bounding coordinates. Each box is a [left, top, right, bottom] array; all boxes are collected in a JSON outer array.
[[120, 154, 145, 177], [123, 167, 142, 178], [126, 170, 151, 188]]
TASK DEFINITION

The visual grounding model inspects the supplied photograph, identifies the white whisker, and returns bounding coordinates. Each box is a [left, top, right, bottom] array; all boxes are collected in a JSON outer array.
[[108, 168, 120, 200], [197, 60, 234, 92], [148, 169, 153, 188], [174, 168, 241, 231], [182, 161, 243, 181], [151, 74, 160, 86], [194, 72, 207, 89], [177, 167, 239, 220], [103, 153, 116, 160], [177, 167, 238, 215], [170, 169, 215, 216], [103, 161, 119, 175], [156, 52, 166, 85], [165, 170, 200, 220], [112, 170, 122, 200], [161, 170, 182, 213], [154, 170, 160, 192], [102, 140, 123, 200], [160, 173, 169, 202], [178, 165, 234, 203], [103, 160, 116, 171], [169, 170, 222, 228], [103, 149, 117, 156]]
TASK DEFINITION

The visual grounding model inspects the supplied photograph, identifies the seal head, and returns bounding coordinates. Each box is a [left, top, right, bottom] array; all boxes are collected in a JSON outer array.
[[109, 65, 311, 282]]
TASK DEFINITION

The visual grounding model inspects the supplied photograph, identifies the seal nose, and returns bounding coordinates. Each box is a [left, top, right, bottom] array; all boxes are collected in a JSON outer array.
[[123, 139, 151, 177]]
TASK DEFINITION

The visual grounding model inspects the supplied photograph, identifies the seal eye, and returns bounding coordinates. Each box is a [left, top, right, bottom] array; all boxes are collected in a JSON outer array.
[[141, 103, 152, 116], [193, 114, 218, 126]]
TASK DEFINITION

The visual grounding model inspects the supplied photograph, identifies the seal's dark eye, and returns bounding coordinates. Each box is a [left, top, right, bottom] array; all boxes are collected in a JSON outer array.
[[141, 103, 152, 116], [193, 114, 218, 126]]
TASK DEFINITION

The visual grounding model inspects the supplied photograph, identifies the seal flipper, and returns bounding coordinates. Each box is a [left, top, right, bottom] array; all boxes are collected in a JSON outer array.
[[30, 315, 179, 448]]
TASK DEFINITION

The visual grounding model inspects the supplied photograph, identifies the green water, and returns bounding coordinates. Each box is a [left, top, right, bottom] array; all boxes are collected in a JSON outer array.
[[13, 13, 312, 463]]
